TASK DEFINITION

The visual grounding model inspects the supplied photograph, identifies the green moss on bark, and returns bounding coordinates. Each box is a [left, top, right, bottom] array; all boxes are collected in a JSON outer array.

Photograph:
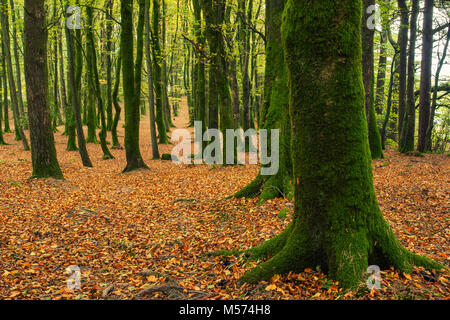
[[225, 0, 444, 290], [234, 0, 293, 203]]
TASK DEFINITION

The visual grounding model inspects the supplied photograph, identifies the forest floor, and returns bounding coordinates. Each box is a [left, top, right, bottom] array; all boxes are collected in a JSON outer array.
[[0, 97, 449, 300]]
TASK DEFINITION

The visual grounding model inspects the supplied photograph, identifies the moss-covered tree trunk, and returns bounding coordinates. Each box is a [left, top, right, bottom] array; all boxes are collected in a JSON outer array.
[[121, 0, 148, 172], [1, 46, 10, 133], [58, 27, 69, 137], [0, 0, 29, 150], [231, 0, 443, 290], [65, 3, 92, 167], [9, 0, 26, 122], [144, 0, 160, 159], [105, 0, 113, 132], [201, 0, 234, 163], [399, 0, 419, 153], [151, 0, 169, 144], [234, 0, 293, 203], [0, 61, 5, 144], [192, 0, 207, 143], [86, 3, 114, 160], [111, 49, 122, 149], [24, 0, 63, 179]]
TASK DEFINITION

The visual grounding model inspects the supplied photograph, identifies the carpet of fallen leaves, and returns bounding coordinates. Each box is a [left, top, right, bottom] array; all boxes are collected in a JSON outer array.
[[0, 98, 449, 300]]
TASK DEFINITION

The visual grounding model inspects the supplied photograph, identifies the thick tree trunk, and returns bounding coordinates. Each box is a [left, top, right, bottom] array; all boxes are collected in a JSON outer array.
[[417, 0, 433, 152], [121, 0, 148, 172], [232, 0, 442, 289], [24, 0, 63, 179], [399, 0, 419, 153]]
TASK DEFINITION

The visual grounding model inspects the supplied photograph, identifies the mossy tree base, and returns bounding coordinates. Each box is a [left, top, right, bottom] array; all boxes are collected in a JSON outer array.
[[122, 158, 149, 173], [231, 204, 443, 289], [234, 171, 293, 204]]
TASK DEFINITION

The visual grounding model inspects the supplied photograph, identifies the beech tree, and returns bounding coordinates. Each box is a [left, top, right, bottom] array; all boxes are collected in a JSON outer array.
[[24, 0, 63, 179], [121, 0, 148, 172], [218, 0, 443, 289]]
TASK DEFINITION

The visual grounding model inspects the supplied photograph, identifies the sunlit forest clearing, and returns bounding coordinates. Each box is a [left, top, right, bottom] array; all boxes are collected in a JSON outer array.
[[0, 0, 449, 301]]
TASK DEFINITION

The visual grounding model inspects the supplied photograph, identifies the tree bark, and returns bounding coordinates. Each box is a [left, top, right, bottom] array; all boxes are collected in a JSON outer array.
[[0, 0, 29, 150], [121, 0, 148, 172], [152, 0, 169, 144], [361, 0, 383, 159], [399, 0, 419, 153], [234, 0, 293, 202], [64, 3, 92, 167], [417, 0, 433, 152], [425, 25, 450, 151], [24, 0, 63, 179], [396, 0, 408, 137], [232, 0, 442, 289], [145, 0, 160, 159]]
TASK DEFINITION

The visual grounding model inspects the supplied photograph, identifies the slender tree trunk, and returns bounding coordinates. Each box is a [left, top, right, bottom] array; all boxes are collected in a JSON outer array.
[[425, 26, 449, 151], [375, 30, 387, 115], [233, 0, 443, 289], [58, 28, 68, 136], [381, 52, 398, 149], [86, 3, 114, 159], [9, 0, 25, 120], [0, 0, 29, 150], [0, 60, 5, 144], [152, 0, 169, 144], [65, 3, 92, 167], [234, 0, 293, 202], [111, 50, 122, 149], [417, 0, 433, 152], [145, 0, 160, 159], [361, 0, 383, 159], [1, 42, 10, 133], [399, 0, 419, 153], [397, 0, 408, 137], [105, 0, 113, 132]]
